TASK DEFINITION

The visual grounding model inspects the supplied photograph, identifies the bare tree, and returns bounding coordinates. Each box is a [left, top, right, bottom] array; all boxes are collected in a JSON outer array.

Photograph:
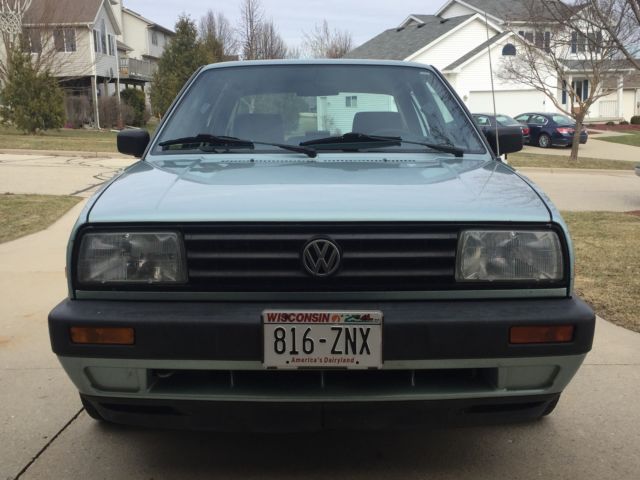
[[499, 0, 634, 161], [303, 19, 353, 58], [238, 0, 264, 60], [199, 10, 238, 61], [587, 0, 640, 70], [255, 20, 288, 59]]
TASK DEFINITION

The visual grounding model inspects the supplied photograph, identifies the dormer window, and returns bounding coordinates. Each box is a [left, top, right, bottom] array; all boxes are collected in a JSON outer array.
[[502, 43, 516, 56]]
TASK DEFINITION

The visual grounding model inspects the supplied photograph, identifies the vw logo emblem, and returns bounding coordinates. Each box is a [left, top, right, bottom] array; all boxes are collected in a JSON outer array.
[[302, 239, 341, 277]]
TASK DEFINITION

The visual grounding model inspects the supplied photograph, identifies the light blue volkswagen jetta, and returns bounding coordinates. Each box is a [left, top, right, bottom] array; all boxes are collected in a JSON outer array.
[[49, 60, 595, 431]]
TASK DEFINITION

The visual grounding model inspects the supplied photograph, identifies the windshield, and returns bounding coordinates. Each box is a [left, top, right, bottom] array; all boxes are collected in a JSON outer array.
[[552, 114, 574, 126], [152, 64, 486, 156], [495, 115, 520, 127]]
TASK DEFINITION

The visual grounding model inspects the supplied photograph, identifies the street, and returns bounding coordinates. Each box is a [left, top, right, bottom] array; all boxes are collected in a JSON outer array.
[[1, 153, 639, 479]]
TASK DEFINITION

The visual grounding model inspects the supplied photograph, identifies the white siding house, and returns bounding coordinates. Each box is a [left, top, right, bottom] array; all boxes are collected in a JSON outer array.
[[347, 0, 640, 122], [317, 93, 398, 135]]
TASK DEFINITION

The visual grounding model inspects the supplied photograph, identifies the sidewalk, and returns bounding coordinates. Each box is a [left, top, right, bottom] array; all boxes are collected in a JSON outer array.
[[523, 136, 639, 162]]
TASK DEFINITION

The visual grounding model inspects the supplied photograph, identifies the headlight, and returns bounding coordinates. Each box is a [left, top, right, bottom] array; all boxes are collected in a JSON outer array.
[[456, 230, 564, 282], [77, 232, 187, 284]]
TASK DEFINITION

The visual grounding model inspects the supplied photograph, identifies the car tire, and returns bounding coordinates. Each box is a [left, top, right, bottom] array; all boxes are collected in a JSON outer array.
[[538, 134, 551, 148], [81, 395, 105, 422]]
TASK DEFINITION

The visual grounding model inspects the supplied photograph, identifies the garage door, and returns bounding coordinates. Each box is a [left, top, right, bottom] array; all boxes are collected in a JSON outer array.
[[466, 90, 548, 117]]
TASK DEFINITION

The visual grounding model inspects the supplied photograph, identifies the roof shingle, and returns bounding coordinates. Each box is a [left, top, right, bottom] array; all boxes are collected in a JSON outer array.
[[444, 31, 510, 70], [345, 14, 475, 61], [24, 0, 104, 25]]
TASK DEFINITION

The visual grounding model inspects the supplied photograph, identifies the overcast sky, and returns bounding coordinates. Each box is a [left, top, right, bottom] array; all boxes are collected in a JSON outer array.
[[124, 0, 445, 48]]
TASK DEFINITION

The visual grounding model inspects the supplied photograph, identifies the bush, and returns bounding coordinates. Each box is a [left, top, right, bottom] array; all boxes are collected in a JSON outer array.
[[98, 97, 120, 129], [120, 88, 150, 127], [630, 116, 640, 125], [606, 121, 616, 126], [64, 95, 91, 128], [1, 50, 65, 133], [619, 120, 630, 125]]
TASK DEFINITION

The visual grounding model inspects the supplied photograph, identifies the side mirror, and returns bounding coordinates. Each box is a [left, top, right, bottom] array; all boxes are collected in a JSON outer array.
[[117, 129, 150, 158], [483, 126, 523, 156]]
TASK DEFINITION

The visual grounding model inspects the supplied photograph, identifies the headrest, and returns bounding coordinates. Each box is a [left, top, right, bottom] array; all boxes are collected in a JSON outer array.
[[233, 113, 285, 143], [352, 112, 402, 134]]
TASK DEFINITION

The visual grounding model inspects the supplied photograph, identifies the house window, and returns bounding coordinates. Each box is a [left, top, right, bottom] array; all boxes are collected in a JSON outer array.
[[108, 34, 115, 56], [533, 31, 551, 51], [502, 43, 516, 56], [54, 28, 76, 52], [25, 29, 42, 53], [562, 80, 567, 105], [345, 96, 358, 108], [151, 31, 158, 46], [571, 32, 586, 53], [93, 29, 100, 53], [572, 79, 589, 101], [544, 31, 551, 52], [100, 20, 107, 54], [534, 31, 543, 49]]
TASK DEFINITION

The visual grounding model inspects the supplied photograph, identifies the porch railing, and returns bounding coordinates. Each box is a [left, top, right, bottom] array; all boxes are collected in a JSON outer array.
[[119, 58, 156, 81], [598, 100, 619, 119]]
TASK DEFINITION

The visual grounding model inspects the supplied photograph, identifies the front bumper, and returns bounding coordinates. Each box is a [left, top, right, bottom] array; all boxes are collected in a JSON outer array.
[[50, 297, 594, 429]]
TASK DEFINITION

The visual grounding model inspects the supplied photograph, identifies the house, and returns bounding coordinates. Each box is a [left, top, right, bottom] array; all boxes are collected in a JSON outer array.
[[17, 0, 173, 127], [346, 0, 640, 122], [111, 2, 174, 89]]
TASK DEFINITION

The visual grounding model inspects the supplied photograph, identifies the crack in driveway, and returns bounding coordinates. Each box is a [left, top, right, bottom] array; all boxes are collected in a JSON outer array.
[[12, 408, 84, 480]]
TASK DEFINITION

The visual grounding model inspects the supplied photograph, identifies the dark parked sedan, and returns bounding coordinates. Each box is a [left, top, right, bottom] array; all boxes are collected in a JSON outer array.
[[515, 112, 588, 148], [473, 113, 531, 145]]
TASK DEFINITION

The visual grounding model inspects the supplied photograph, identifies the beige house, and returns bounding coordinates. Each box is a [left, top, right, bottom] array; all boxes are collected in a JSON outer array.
[[111, 2, 174, 89], [16, 0, 173, 127]]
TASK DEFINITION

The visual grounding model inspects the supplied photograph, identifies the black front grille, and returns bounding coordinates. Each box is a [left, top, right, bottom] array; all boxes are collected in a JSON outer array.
[[184, 224, 458, 292]]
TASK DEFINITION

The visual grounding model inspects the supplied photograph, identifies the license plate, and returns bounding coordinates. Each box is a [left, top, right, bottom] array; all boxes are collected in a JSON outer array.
[[263, 311, 383, 370]]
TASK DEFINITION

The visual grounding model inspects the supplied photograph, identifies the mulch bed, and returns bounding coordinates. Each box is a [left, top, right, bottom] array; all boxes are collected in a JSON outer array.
[[587, 124, 640, 131]]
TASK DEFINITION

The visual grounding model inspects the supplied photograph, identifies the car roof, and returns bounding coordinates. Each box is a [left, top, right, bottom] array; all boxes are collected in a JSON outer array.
[[200, 59, 438, 72]]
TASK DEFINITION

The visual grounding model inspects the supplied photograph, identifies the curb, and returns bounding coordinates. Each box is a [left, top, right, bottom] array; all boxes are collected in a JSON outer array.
[[0, 148, 128, 159], [515, 166, 635, 174]]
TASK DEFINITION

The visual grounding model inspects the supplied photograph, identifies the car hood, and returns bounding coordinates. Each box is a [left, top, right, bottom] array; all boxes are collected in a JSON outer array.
[[87, 157, 551, 223]]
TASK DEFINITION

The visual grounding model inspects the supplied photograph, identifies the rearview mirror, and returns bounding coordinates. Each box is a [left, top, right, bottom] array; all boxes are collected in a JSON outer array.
[[117, 129, 150, 158], [483, 126, 523, 156]]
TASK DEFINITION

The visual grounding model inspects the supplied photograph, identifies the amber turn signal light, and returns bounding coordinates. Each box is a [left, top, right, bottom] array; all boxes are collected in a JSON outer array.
[[70, 327, 135, 345], [510, 325, 574, 345]]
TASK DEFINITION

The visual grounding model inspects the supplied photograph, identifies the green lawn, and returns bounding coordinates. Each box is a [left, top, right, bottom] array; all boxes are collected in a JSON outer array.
[[508, 152, 636, 170], [595, 131, 640, 147], [0, 123, 158, 154], [0, 194, 82, 243], [563, 211, 640, 333]]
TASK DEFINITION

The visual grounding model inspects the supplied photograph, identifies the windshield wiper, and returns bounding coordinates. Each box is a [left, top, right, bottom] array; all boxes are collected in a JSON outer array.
[[158, 134, 317, 158], [300, 133, 464, 158]]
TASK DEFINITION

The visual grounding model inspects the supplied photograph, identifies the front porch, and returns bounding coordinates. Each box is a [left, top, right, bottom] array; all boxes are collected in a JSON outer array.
[[562, 73, 640, 123]]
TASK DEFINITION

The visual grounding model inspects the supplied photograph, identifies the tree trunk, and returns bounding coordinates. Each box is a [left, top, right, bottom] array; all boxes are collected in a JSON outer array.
[[569, 115, 585, 162]]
